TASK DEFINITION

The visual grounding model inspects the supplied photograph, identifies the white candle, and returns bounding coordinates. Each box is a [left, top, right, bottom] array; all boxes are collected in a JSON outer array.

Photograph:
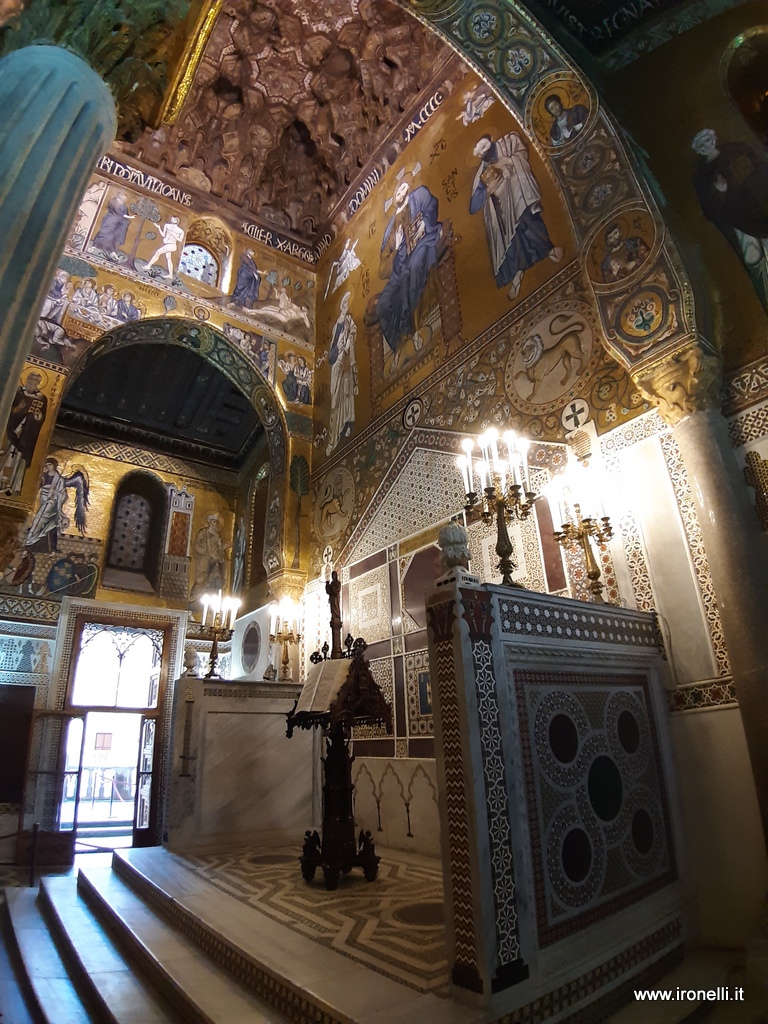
[[457, 455, 471, 495], [476, 459, 488, 490], [201, 597, 209, 627], [518, 437, 530, 491]]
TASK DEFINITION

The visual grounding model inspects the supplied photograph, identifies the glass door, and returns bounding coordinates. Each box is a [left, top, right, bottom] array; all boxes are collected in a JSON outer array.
[[62, 618, 170, 850]]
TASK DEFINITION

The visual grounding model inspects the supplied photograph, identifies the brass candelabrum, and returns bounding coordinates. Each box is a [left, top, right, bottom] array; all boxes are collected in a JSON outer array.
[[269, 598, 302, 681], [458, 428, 536, 587], [554, 504, 613, 603], [198, 592, 240, 678]]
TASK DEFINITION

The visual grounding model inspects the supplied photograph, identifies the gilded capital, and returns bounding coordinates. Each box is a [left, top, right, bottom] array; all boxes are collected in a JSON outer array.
[[635, 344, 722, 426], [268, 568, 308, 605]]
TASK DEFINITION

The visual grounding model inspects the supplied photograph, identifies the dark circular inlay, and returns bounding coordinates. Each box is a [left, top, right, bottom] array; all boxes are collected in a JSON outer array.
[[247, 854, 295, 865], [392, 902, 445, 927], [241, 621, 261, 673], [617, 710, 640, 754], [562, 827, 592, 883], [631, 808, 654, 855], [549, 713, 578, 764], [588, 755, 623, 821]]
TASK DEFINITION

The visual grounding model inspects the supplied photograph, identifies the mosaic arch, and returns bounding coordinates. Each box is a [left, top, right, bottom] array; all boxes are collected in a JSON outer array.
[[64, 317, 290, 577], [393, 0, 702, 374]]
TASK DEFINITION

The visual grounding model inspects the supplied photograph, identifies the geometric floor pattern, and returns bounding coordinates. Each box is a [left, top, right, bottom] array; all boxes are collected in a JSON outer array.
[[182, 845, 450, 995]]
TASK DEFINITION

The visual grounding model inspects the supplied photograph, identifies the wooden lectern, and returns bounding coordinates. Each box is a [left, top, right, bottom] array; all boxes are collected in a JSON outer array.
[[286, 638, 392, 890]]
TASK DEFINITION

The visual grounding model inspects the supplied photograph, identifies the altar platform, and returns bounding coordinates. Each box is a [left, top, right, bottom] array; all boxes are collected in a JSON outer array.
[[2, 844, 764, 1024]]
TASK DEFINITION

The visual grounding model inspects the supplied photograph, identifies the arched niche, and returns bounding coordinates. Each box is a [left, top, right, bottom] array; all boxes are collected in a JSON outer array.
[[102, 469, 168, 593], [63, 316, 291, 582]]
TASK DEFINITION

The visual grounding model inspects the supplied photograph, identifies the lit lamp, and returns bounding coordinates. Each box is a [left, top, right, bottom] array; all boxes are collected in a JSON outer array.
[[457, 427, 536, 587], [269, 597, 302, 681], [548, 461, 613, 603], [199, 590, 241, 678]]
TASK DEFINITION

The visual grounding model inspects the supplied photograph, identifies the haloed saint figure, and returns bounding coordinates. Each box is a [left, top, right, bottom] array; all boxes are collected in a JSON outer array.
[[692, 128, 768, 313]]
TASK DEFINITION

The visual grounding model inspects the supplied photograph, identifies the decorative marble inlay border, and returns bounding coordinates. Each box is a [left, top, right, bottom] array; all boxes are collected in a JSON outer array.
[[202, 685, 299, 700], [497, 597, 657, 648], [494, 922, 682, 1024], [461, 591, 521, 967], [52, 428, 238, 487], [590, 418, 660, 611], [405, 649, 435, 738], [728, 399, 768, 449], [0, 621, 57, 639], [659, 433, 729, 676], [0, 596, 60, 623], [668, 677, 737, 712], [724, 359, 768, 416], [426, 599, 479, 988]]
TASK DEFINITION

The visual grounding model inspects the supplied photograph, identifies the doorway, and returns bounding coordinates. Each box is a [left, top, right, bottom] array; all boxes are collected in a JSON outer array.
[[58, 618, 168, 851]]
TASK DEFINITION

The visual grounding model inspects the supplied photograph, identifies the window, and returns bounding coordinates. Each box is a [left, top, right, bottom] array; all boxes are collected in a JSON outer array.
[[94, 732, 112, 750], [179, 243, 219, 286]]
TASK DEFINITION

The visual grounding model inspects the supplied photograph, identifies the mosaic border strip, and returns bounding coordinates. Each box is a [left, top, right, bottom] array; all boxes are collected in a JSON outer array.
[[0, 596, 60, 624], [494, 921, 682, 1024], [724, 358, 768, 415], [463, 592, 522, 969], [728, 400, 768, 449], [202, 685, 300, 700], [496, 597, 657, 648], [427, 598, 480, 990], [52, 428, 238, 487], [659, 433, 730, 676], [668, 676, 737, 712], [0, 621, 57, 639]]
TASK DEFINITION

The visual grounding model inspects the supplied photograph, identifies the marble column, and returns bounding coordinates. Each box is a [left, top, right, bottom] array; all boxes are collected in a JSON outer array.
[[0, 45, 116, 433], [639, 343, 768, 847]]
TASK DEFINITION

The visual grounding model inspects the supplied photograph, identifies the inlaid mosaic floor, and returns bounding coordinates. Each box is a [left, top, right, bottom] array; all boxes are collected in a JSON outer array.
[[182, 845, 450, 994]]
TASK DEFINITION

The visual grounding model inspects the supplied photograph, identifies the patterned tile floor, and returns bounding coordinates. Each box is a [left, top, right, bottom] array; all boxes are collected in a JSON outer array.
[[182, 845, 450, 995]]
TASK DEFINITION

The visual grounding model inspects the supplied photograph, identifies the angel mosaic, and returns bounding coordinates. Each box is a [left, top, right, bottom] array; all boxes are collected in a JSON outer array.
[[25, 459, 89, 553]]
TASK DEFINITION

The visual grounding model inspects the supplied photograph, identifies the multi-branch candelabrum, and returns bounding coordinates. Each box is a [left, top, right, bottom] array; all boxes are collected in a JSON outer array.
[[199, 591, 241, 678], [553, 504, 614, 603], [457, 428, 536, 587], [269, 598, 302, 681]]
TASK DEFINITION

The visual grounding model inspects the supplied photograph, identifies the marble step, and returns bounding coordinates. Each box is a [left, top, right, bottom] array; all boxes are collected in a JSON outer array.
[[76, 865, 291, 1024], [4, 886, 93, 1024], [109, 846, 486, 1024], [38, 875, 182, 1024]]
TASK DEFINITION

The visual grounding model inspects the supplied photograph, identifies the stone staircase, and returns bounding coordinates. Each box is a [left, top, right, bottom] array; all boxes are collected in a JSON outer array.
[[3, 848, 767, 1024], [1, 848, 478, 1024]]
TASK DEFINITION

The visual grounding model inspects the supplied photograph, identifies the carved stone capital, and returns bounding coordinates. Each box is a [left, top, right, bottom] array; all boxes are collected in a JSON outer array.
[[635, 344, 722, 426], [267, 568, 307, 605]]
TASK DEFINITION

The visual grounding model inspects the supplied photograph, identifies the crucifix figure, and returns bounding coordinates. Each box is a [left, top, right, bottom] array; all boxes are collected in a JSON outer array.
[[325, 569, 343, 659]]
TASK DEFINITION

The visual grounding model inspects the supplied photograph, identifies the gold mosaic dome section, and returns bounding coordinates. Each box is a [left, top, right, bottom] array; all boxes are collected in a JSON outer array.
[[128, 0, 452, 242]]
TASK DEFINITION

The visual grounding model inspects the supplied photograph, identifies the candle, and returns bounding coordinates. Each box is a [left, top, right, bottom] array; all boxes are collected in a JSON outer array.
[[457, 455, 471, 495], [475, 459, 489, 490], [201, 596, 209, 627], [517, 436, 530, 491]]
